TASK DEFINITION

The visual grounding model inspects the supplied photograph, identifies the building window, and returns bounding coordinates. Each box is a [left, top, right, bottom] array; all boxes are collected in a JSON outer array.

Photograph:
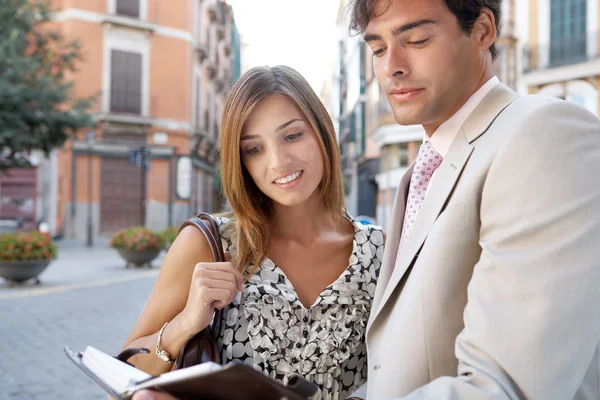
[[110, 50, 142, 114], [195, 76, 201, 129], [382, 142, 408, 171], [549, 0, 587, 66], [116, 0, 140, 18]]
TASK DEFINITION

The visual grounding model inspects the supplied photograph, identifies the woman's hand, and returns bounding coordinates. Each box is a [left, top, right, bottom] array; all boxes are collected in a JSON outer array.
[[179, 256, 244, 334]]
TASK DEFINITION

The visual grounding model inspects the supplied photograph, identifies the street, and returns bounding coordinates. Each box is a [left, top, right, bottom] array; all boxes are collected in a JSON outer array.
[[0, 242, 163, 400]]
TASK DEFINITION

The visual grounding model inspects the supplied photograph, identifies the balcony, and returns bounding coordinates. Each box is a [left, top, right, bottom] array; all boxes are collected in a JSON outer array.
[[523, 32, 596, 72], [191, 129, 218, 165], [205, 61, 217, 79], [216, 26, 226, 41], [216, 0, 228, 24], [94, 90, 153, 126], [194, 42, 209, 62], [222, 42, 231, 57], [214, 77, 226, 93], [206, 3, 218, 23]]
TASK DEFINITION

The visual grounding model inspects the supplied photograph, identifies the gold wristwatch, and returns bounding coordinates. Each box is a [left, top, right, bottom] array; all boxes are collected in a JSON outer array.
[[156, 321, 174, 364]]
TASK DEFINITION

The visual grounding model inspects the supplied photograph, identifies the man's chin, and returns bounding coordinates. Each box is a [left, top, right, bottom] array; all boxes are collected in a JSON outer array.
[[392, 112, 424, 127]]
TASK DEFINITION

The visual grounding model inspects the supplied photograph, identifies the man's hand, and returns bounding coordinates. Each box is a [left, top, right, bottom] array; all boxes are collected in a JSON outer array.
[[132, 389, 179, 400]]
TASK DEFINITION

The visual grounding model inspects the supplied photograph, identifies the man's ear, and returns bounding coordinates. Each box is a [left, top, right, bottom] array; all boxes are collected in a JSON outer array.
[[472, 8, 497, 52]]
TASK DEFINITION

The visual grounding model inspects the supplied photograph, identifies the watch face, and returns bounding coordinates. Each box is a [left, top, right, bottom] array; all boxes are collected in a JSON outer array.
[[157, 350, 171, 363]]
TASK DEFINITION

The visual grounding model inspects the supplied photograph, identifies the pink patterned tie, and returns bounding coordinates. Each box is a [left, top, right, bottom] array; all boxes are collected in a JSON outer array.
[[397, 141, 443, 253]]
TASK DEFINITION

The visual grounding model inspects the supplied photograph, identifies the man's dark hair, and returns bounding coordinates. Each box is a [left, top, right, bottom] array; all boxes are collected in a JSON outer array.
[[348, 0, 502, 59]]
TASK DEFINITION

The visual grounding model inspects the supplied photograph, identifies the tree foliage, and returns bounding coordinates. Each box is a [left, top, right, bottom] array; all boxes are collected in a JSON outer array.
[[0, 0, 95, 170]]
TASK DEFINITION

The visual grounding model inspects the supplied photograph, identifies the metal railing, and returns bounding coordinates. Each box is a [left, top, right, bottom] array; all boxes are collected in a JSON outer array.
[[523, 32, 597, 72]]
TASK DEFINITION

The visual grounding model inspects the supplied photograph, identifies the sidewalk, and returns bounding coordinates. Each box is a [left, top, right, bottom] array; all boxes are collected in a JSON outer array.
[[0, 239, 165, 298]]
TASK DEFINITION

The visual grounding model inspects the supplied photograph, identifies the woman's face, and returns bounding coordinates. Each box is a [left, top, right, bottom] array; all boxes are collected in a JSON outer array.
[[240, 94, 325, 208]]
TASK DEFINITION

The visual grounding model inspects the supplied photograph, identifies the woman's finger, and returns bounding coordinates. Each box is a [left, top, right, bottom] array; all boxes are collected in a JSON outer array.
[[196, 262, 244, 291], [198, 287, 234, 306]]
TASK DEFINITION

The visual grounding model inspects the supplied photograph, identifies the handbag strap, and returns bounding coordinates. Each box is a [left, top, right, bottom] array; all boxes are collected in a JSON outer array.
[[179, 212, 225, 263], [178, 212, 225, 337]]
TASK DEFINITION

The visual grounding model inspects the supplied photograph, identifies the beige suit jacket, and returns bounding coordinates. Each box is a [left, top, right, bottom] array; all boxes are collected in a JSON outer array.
[[362, 83, 600, 400]]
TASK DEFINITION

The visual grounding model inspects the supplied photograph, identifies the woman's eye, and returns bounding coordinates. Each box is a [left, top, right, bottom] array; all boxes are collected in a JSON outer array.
[[245, 146, 260, 155], [285, 132, 304, 141]]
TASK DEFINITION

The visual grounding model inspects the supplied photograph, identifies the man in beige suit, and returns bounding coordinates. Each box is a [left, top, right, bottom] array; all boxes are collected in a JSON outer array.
[[347, 0, 600, 399]]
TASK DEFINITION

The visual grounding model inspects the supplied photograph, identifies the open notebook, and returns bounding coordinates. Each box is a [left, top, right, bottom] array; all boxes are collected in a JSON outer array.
[[65, 346, 317, 400]]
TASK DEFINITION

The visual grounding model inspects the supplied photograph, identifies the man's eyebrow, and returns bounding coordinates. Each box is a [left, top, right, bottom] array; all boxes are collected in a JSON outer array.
[[364, 19, 437, 42], [240, 119, 303, 141]]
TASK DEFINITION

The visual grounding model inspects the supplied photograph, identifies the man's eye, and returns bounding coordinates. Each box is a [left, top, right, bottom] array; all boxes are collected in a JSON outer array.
[[372, 48, 385, 57], [407, 39, 429, 46]]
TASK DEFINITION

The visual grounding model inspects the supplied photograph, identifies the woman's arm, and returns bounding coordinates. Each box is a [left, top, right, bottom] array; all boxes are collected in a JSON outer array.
[[121, 226, 243, 375]]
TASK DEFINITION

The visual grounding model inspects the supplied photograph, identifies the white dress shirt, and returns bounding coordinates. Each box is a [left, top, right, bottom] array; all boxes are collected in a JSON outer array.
[[427, 76, 500, 192]]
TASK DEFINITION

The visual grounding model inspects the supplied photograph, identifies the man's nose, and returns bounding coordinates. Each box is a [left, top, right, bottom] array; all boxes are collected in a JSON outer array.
[[382, 45, 409, 78]]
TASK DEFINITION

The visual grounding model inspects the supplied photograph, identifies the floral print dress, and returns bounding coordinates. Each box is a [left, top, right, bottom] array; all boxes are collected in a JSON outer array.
[[215, 216, 384, 400]]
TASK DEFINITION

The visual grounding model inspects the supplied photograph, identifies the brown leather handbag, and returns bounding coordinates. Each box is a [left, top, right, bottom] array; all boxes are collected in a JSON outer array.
[[116, 213, 225, 369], [172, 212, 225, 369]]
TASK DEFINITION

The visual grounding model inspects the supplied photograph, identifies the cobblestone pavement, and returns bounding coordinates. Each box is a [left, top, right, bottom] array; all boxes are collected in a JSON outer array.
[[0, 241, 164, 399]]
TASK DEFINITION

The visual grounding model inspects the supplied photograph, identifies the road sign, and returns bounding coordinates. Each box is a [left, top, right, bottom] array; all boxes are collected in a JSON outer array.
[[128, 146, 151, 171]]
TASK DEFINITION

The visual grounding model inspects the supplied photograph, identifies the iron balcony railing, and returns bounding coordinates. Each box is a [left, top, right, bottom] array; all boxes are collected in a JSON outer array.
[[523, 32, 596, 72]]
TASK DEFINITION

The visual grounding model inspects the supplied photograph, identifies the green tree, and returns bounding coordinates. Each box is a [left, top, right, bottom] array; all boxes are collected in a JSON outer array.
[[0, 0, 95, 171]]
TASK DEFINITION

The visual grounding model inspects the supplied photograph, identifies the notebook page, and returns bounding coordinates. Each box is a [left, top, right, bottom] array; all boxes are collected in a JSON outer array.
[[82, 346, 152, 393]]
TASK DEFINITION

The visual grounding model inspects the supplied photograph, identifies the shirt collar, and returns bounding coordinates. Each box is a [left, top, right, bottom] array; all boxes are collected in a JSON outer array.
[[426, 76, 500, 157]]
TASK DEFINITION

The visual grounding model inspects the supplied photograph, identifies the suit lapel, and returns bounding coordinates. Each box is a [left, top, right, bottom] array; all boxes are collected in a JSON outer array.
[[368, 83, 521, 328], [368, 164, 413, 329], [372, 133, 473, 318]]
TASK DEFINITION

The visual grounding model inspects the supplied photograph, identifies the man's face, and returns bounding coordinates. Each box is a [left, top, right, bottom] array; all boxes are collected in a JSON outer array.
[[364, 0, 487, 134]]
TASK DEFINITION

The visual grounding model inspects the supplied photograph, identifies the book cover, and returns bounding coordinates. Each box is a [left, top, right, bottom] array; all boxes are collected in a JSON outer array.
[[64, 346, 317, 400]]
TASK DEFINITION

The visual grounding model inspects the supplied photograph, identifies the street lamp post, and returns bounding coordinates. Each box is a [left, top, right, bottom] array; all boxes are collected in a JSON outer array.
[[86, 131, 95, 247]]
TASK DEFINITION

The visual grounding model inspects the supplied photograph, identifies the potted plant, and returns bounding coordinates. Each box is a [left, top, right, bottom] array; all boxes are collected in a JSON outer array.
[[160, 226, 179, 251], [110, 226, 165, 268], [0, 231, 57, 285]]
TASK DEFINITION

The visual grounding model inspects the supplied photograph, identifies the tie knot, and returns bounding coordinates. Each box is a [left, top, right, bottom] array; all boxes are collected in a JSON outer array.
[[415, 141, 443, 177]]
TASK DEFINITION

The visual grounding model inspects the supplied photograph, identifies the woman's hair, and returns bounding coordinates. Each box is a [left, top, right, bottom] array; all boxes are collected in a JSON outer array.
[[219, 65, 345, 275]]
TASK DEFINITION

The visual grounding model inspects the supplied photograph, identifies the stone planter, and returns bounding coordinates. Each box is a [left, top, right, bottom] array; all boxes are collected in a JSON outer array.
[[117, 248, 161, 268], [0, 259, 52, 285]]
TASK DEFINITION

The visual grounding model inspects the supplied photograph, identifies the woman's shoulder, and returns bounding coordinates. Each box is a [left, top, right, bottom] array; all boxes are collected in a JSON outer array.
[[346, 213, 385, 245]]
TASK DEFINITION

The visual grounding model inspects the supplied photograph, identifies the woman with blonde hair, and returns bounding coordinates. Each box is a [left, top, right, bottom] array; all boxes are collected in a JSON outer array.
[[122, 65, 384, 400]]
